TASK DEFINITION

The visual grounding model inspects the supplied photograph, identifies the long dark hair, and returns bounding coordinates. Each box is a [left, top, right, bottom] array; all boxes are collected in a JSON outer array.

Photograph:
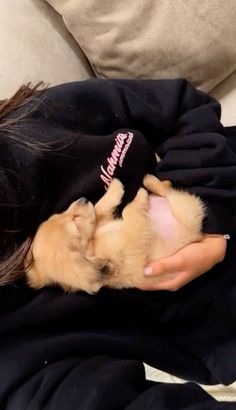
[[0, 82, 45, 285]]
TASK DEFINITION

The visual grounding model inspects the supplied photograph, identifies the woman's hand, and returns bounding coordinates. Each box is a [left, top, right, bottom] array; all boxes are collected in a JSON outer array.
[[138, 235, 227, 291]]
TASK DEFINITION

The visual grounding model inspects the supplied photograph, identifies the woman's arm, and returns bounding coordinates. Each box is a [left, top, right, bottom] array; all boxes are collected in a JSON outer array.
[[43, 79, 236, 234]]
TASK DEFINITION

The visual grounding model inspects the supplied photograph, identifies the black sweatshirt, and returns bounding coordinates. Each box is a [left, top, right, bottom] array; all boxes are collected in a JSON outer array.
[[2, 79, 236, 239], [1, 79, 236, 410]]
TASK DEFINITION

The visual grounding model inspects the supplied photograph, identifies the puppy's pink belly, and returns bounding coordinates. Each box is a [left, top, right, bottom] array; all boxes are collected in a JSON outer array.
[[148, 195, 184, 254]]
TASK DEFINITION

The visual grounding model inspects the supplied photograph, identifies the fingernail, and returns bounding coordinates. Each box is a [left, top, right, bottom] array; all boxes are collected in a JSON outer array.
[[144, 266, 153, 276]]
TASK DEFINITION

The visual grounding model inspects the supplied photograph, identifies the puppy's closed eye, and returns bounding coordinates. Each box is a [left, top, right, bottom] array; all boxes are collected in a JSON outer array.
[[99, 262, 113, 275], [85, 256, 116, 276]]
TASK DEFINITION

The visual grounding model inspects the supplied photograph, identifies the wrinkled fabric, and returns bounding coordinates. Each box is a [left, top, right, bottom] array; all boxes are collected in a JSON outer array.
[[0, 79, 236, 409]]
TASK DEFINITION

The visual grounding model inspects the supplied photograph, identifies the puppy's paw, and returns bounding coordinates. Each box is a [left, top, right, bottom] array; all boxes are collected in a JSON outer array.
[[109, 178, 124, 193], [143, 174, 172, 196], [134, 187, 149, 208], [107, 178, 125, 206], [143, 174, 160, 188]]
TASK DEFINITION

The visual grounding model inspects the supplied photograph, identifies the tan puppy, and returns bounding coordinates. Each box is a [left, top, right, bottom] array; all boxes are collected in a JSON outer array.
[[25, 175, 205, 293]]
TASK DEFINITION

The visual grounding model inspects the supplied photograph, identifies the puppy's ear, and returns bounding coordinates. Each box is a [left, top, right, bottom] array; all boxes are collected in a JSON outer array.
[[85, 256, 116, 276]]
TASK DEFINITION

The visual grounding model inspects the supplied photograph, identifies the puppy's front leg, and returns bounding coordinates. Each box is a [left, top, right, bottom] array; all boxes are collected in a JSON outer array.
[[95, 179, 124, 223], [143, 174, 172, 198]]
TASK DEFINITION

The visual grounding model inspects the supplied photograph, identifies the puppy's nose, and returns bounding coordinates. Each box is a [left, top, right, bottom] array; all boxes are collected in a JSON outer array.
[[77, 197, 89, 205]]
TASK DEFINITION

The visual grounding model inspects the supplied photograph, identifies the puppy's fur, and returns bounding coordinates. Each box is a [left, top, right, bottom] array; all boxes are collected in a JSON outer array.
[[25, 175, 205, 293]]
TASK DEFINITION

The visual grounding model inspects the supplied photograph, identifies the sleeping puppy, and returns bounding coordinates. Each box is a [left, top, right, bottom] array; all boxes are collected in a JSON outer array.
[[25, 175, 205, 293]]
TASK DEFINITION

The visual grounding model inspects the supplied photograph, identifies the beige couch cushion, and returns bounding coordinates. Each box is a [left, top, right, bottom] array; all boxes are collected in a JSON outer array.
[[47, 0, 236, 92], [211, 70, 236, 126], [0, 0, 93, 99]]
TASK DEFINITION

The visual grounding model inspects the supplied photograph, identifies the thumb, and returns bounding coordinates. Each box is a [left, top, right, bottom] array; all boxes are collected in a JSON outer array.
[[144, 253, 183, 277]]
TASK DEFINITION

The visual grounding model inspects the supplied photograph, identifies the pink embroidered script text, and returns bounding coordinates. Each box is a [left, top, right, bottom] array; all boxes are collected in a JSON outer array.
[[100, 132, 134, 189]]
